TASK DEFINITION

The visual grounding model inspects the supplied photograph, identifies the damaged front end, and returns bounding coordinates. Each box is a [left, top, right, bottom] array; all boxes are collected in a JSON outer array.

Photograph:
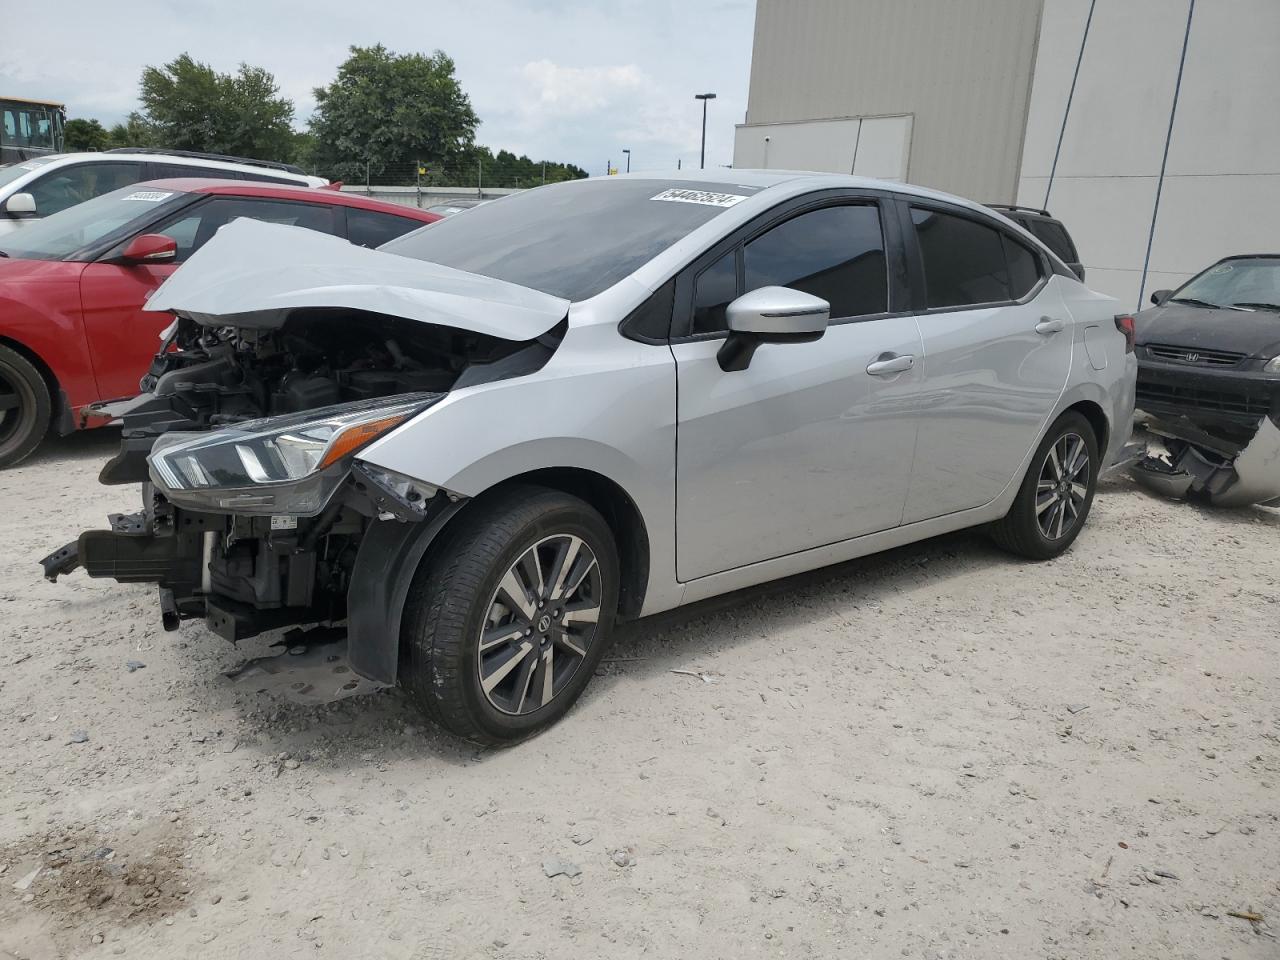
[[41, 217, 569, 682], [1131, 409, 1280, 507]]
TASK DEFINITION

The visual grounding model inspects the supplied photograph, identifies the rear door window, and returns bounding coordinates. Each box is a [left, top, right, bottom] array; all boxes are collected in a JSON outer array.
[[1003, 235, 1043, 300], [910, 207, 1011, 308], [347, 207, 425, 248]]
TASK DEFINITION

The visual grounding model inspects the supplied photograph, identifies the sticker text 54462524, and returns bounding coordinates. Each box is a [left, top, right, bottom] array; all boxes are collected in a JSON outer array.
[[650, 188, 748, 208]]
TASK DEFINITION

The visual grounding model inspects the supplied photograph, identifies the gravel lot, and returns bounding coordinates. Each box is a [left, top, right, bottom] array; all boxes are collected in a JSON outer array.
[[1, 429, 1277, 960]]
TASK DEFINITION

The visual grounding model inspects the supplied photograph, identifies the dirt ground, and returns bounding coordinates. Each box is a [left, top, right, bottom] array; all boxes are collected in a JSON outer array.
[[1, 429, 1277, 960]]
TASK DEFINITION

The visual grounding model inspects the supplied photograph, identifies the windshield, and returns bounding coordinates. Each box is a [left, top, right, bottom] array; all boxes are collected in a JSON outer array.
[[0, 184, 191, 261], [382, 178, 762, 300], [0, 156, 58, 191], [1172, 258, 1280, 311]]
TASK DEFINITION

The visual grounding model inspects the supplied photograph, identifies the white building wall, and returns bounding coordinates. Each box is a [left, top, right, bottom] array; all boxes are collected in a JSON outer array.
[[1018, 0, 1280, 310], [737, 0, 1044, 201]]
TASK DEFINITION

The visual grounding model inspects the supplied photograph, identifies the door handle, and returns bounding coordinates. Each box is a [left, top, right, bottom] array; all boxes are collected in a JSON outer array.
[[866, 354, 915, 376], [1036, 316, 1066, 335]]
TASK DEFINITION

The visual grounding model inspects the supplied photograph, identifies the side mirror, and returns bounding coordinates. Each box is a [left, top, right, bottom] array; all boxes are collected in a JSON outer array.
[[1070, 263, 1086, 283], [1150, 289, 1173, 306], [717, 286, 830, 372], [4, 193, 36, 217], [120, 233, 177, 264]]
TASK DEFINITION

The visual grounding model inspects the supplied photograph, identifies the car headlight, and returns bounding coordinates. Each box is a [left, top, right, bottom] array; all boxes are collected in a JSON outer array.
[[148, 393, 440, 516], [1265, 356, 1280, 374]]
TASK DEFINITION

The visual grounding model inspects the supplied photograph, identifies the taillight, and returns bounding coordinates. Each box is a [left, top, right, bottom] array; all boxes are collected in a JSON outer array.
[[1114, 314, 1136, 354]]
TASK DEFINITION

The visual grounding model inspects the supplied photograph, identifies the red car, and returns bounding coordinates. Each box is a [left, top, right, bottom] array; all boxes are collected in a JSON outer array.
[[0, 180, 440, 467]]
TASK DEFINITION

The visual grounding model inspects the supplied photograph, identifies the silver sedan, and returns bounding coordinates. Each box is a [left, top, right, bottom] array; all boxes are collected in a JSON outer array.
[[53, 170, 1137, 744]]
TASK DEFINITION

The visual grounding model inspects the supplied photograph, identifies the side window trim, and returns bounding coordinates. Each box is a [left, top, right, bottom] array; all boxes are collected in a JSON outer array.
[[670, 189, 911, 343], [899, 198, 1051, 317]]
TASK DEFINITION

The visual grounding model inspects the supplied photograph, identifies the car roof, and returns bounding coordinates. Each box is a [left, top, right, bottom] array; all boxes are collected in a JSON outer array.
[[16, 152, 326, 186], [142, 178, 441, 221], [600, 167, 1001, 216]]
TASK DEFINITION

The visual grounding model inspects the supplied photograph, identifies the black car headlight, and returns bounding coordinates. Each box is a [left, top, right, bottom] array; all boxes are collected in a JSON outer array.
[[148, 393, 441, 516]]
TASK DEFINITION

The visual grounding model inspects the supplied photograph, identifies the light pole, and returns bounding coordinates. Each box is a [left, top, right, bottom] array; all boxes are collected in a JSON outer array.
[[695, 92, 716, 169], [622, 148, 631, 173]]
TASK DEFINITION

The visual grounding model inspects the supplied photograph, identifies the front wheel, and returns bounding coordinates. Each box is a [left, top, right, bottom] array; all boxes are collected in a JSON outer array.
[[400, 485, 619, 745], [0, 344, 52, 469], [990, 411, 1099, 560]]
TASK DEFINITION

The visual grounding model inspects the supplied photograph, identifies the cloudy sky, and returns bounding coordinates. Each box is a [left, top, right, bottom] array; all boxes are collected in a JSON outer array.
[[0, 0, 757, 175]]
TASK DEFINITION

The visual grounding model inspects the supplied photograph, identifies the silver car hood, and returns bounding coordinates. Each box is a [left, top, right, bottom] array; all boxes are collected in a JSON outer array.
[[143, 217, 570, 341]]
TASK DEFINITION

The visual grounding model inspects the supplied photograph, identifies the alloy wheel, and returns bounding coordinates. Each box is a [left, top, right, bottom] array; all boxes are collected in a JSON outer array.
[[477, 534, 602, 715], [1036, 432, 1090, 540]]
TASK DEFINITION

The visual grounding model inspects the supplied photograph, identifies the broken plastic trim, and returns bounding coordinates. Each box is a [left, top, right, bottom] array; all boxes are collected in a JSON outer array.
[[1131, 413, 1280, 507]]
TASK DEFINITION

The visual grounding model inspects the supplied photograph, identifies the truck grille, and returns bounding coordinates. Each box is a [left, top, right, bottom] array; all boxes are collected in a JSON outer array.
[[1135, 379, 1270, 418], [1145, 343, 1246, 367]]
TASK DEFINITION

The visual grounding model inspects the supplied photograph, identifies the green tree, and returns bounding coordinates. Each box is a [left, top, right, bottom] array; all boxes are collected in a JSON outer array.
[[106, 113, 160, 150], [309, 45, 479, 183], [63, 118, 110, 152], [137, 53, 296, 160]]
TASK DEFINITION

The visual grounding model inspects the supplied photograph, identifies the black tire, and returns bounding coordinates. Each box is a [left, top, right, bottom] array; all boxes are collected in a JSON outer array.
[[400, 484, 619, 746], [0, 344, 52, 469], [991, 411, 1099, 561]]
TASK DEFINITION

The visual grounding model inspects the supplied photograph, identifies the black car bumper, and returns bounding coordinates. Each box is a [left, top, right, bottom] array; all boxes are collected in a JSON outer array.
[[1135, 353, 1279, 435]]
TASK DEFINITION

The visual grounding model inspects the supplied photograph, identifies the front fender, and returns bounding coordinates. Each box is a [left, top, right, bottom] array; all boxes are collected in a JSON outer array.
[[346, 498, 467, 684]]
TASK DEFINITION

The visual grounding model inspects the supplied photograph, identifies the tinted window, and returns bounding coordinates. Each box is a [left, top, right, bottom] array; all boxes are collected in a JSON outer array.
[[1027, 219, 1076, 262], [1003, 235, 1042, 300], [239, 171, 307, 186], [348, 207, 422, 248], [27, 161, 143, 217], [152, 163, 239, 181], [744, 204, 887, 319], [693, 250, 737, 334], [911, 207, 1010, 308], [150, 197, 339, 263], [381, 178, 760, 301]]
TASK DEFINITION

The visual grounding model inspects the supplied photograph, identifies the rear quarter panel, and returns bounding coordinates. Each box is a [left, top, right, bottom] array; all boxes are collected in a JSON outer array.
[[1058, 278, 1136, 467]]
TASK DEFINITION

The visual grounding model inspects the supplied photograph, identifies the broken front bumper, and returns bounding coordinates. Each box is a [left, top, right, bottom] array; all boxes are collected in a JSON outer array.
[[1130, 413, 1280, 507]]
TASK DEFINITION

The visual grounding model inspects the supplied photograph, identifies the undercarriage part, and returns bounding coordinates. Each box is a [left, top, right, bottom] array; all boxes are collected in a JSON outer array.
[[224, 630, 389, 706], [1130, 414, 1280, 507]]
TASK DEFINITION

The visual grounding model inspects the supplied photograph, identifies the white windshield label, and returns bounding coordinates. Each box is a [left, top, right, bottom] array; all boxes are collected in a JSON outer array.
[[125, 191, 173, 202], [650, 188, 748, 208]]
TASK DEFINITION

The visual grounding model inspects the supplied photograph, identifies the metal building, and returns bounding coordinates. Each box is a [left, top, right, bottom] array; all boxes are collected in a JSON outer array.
[[734, 0, 1280, 310]]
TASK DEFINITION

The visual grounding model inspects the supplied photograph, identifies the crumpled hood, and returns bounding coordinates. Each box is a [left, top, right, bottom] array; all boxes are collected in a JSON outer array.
[[144, 218, 570, 341]]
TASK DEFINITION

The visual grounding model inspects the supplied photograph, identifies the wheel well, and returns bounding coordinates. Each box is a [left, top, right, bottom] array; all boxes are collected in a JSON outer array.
[[1064, 400, 1109, 456], [0, 335, 62, 426], [465, 468, 651, 620]]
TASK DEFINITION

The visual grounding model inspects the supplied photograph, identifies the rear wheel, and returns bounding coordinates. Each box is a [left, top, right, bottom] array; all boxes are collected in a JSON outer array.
[[991, 411, 1098, 560], [400, 485, 618, 745], [0, 344, 52, 469]]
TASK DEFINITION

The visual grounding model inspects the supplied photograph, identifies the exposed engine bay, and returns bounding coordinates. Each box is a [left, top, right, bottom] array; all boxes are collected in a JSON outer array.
[[43, 307, 563, 681], [96, 309, 554, 485]]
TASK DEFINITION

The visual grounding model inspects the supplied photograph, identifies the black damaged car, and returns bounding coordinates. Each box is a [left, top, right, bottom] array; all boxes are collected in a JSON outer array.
[[1131, 254, 1280, 506], [1135, 254, 1280, 441]]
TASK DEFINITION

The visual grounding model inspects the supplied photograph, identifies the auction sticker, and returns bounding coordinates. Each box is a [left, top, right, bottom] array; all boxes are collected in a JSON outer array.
[[124, 191, 173, 202], [650, 188, 748, 207]]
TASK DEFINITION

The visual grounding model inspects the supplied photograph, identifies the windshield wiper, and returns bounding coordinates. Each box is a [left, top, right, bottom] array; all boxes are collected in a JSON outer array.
[[1169, 297, 1220, 309], [1231, 302, 1280, 313]]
